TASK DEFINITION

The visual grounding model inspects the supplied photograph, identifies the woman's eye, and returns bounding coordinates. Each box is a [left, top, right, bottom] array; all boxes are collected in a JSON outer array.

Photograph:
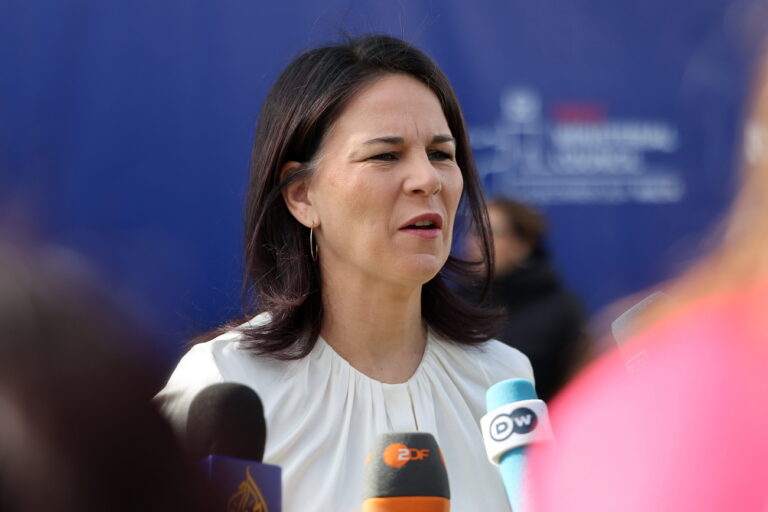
[[428, 150, 454, 161], [369, 152, 398, 161]]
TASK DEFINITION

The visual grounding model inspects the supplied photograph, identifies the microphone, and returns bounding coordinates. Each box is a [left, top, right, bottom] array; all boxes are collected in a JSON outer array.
[[187, 382, 281, 511], [362, 432, 450, 511], [480, 379, 553, 512], [611, 291, 668, 372]]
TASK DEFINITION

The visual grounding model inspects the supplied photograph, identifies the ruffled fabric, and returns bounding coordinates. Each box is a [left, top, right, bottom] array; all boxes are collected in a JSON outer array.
[[156, 315, 534, 511]]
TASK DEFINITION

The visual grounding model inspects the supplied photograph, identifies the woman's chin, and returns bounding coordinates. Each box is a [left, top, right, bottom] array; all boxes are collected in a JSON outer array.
[[397, 254, 446, 283]]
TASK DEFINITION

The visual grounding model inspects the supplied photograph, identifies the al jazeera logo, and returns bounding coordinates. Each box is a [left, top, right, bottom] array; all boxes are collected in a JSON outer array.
[[226, 466, 268, 512]]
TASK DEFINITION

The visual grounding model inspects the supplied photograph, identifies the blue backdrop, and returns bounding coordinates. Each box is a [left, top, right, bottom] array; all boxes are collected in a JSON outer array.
[[2, 0, 765, 365]]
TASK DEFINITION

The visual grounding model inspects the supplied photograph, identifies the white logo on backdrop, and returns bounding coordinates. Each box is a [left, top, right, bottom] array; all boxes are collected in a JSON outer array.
[[470, 87, 685, 204]]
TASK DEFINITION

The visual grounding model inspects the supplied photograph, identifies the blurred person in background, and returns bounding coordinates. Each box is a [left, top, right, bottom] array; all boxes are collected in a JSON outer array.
[[0, 243, 211, 512], [465, 198, 587, 401], [528, 49, 768, 512]]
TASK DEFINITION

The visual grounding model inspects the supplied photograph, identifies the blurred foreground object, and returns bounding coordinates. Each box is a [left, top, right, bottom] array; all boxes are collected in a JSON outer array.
[[0, 243, 211, 512], [527, 48, 768, 512]]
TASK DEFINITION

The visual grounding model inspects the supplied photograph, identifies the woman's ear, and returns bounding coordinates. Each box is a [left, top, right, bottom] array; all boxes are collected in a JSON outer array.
[[280, 161, 318, 228]]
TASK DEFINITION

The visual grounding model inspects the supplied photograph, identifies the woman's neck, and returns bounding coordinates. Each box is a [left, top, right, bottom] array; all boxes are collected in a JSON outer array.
[[319, 273, 427, 384]]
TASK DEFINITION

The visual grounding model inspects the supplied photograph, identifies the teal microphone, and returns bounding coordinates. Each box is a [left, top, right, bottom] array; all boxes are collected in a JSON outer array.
[[481, 379, 553, 512]]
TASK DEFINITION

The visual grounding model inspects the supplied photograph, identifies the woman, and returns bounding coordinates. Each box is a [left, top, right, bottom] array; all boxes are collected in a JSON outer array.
[[527, 51, 768, 511], [156, 35, 533, 511]]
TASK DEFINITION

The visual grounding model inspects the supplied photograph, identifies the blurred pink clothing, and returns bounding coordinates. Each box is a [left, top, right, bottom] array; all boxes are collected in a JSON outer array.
[[529, 278, 768, 511]]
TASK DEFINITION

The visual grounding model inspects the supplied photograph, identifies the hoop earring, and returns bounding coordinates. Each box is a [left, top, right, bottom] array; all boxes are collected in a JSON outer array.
[[309, 227, 318, 262]]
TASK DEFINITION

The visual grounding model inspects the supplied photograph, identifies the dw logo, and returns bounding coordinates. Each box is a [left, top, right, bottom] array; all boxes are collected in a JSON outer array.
[[489, 407, 538, 442]]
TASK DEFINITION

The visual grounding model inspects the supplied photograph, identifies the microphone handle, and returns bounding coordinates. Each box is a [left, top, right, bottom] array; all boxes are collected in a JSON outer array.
[[499, 447, 527, 512], [362, 496, 450, 511]]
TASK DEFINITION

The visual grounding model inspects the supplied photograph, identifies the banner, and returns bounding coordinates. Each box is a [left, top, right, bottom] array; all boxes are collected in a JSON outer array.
[[2, 0, 763, 360]]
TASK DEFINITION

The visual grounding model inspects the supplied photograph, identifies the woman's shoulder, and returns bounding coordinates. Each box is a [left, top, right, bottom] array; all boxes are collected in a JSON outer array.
[[429, 333, 536, 388], [478, 338, 536, 385], [154, 313, 296, 435]]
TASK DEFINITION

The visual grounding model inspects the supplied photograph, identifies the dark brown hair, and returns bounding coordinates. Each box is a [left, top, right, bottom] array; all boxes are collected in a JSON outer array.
[[232, 34, 501, 358], [489, 198, 548, 259]]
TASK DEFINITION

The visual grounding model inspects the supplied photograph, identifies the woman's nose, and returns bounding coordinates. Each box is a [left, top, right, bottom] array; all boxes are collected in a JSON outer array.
[[404, 155, 442, 196]]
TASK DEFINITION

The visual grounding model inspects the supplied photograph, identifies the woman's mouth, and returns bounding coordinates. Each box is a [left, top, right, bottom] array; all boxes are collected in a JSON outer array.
[[399, 214, 443, 239]]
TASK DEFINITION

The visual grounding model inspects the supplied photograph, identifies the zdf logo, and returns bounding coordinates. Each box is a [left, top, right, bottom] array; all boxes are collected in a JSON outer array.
[[382, 443, 431, 468], [489, 407, 538, 442]]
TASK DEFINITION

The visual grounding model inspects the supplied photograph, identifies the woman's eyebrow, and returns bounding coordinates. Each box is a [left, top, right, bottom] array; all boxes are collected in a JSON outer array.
[[432, 134, 456, 145], [361, 134, 455, 145], [363, 136, 403, 145]]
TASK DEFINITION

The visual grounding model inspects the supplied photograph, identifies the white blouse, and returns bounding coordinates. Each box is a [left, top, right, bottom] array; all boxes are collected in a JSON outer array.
[[155, 314, 534, 511]]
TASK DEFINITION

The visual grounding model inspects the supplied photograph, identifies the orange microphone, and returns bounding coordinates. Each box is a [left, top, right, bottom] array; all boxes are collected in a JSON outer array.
[[362, 432, 450, 511]]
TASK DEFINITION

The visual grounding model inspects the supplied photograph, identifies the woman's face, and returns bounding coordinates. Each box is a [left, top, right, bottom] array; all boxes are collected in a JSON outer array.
[[304, 74, 464, 290]]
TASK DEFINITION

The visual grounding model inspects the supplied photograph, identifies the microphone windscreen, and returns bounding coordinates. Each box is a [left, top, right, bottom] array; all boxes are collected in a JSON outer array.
[[186, 382, 266, 462], [486, 378, 537, 412], [362, 432, 449, 501]]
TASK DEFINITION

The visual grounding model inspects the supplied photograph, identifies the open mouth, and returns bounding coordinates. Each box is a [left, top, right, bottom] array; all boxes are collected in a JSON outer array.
[[400, 214, 443, 231], [405, 219, 438, 230]]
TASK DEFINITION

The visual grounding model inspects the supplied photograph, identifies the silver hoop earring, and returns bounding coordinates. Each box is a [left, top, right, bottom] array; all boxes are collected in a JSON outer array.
[[309, 227, 318, 262]]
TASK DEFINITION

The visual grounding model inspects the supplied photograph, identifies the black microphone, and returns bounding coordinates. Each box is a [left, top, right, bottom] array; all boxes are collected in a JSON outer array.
[[362, 432, 450, 511], [187, 382, 281, 511]]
